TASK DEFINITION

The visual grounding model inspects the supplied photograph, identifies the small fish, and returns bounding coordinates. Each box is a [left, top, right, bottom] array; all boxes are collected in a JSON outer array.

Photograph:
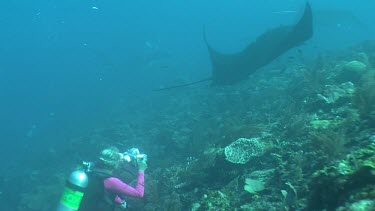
[[92, 6, 99, 10]]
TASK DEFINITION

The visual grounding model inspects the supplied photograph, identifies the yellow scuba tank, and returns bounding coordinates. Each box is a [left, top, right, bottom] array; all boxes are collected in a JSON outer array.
[[56, 170, 88, 211]]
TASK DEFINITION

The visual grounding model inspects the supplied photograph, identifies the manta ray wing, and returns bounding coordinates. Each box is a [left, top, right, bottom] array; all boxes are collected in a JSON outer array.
[[205, 2, 313, 85]]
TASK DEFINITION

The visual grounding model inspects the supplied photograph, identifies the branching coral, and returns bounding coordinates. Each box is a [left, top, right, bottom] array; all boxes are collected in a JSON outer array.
[[308, 129, 348, 163], [308, 143, 375, 210], [353, 71, 375, 122]]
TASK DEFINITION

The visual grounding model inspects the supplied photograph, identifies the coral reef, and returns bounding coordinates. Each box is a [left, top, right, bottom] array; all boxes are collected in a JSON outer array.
[[224, 137, 265, 164], [336, 60, 367, 83], [308, 143, 375, 210], [11, 40, 375, 210]]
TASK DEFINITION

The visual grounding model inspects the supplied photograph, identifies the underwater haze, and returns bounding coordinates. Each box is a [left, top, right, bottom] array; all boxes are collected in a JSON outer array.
[[1, 0, 375, 210]]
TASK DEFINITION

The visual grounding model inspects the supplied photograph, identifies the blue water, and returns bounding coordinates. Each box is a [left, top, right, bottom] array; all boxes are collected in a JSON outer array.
[[0, 0, 374, 210]]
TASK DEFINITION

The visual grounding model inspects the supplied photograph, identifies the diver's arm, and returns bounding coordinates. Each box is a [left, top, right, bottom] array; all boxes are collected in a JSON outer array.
[[104, 172, 145, 198]]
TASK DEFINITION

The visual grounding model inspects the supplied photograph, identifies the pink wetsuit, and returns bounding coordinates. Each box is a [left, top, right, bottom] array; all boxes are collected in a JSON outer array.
[[103, 171, 145, 204]]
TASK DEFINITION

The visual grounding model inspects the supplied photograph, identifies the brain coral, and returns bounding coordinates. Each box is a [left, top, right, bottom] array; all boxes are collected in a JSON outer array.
[[224, 137, 264, 164]]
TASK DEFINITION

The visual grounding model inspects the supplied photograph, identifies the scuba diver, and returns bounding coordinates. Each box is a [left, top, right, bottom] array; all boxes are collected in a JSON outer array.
[[77, 146, 148, 211]]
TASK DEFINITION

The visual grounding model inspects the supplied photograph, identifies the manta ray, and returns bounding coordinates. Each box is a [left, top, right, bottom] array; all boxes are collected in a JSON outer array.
[[156, 2, 313, 90]]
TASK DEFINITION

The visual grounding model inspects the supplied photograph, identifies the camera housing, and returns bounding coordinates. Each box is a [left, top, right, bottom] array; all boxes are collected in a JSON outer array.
[[122, 148, 147, 166]]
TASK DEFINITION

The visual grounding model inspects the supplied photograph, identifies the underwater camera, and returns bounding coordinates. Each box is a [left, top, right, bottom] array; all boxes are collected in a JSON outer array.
[[122, 148, 147, 166]]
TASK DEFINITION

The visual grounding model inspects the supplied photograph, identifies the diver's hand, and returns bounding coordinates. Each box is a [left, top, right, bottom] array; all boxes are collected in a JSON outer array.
[[137, 160, 148, 172]]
